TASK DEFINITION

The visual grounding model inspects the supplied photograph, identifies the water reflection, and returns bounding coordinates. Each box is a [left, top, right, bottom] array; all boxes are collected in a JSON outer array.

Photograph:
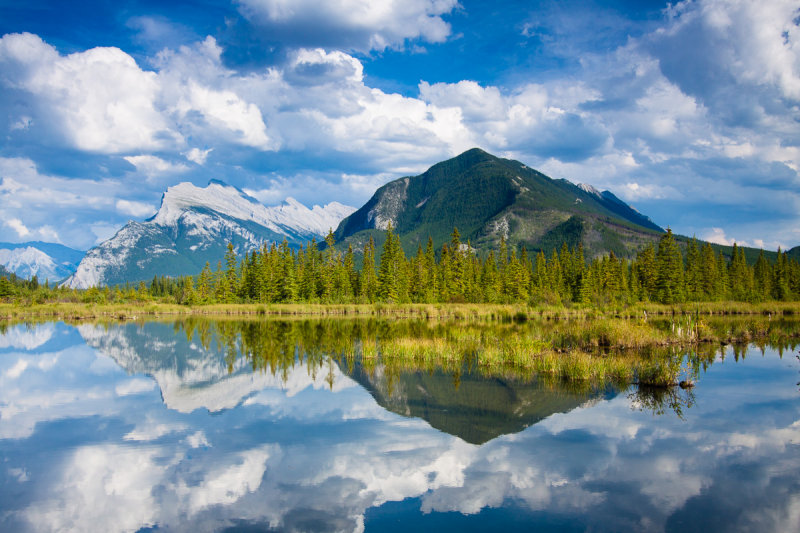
[[77, 320, 359, 413], [348, 363, 620, 445], [0, 319, 798, 532], [628, 385, 697, 419]]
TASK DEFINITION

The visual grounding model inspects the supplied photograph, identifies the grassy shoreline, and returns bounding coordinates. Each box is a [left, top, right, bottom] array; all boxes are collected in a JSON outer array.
[[2, 300, 800, 321], [3, 303, 798, 388]]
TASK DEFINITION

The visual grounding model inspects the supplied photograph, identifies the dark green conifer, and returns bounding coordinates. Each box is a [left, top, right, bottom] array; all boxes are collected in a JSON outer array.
[[655, 228, 684, 304]]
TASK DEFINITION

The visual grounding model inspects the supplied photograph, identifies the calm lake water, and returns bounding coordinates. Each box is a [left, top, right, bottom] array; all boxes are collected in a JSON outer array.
[[1, 319, 798, 532]]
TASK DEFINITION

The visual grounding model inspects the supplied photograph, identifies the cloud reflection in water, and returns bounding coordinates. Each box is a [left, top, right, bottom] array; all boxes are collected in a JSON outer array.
[[0, 321, 798, 532]]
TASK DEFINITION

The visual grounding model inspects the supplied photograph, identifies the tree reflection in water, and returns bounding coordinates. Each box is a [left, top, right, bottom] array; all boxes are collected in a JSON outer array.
[[163, 317, 792, 422]]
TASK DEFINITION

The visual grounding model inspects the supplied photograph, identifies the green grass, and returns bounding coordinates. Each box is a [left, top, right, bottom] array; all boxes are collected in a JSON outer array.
[[3, 302, 799, 388], [3, 300, 800, 321]]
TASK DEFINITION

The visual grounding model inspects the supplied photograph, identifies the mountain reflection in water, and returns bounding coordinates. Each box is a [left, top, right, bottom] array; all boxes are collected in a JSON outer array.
[[0, 318, 798, 533], [348, 364, 619, 445]]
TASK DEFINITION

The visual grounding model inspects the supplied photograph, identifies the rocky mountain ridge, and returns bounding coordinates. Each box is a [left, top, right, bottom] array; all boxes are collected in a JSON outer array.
[[63, 180, 355, 288]]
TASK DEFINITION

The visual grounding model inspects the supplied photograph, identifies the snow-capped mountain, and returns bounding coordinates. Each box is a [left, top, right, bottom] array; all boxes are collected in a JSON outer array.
[[63, 180, 355, 288], [150, 180, 353, 237], [0, 241, 84, 282]]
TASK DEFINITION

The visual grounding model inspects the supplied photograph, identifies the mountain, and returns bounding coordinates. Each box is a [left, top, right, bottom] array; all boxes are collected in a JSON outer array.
[[346, 361, 619, 444], [0, 241, 84, 282], [788, 246, 800, 261], [334, 148, 663, 258], [63, 180, 355, 288]]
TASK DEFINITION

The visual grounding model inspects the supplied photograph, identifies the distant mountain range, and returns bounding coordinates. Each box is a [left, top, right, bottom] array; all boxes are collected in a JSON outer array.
[[334, 148, 664, 258], [63, 180, 355, 288], [1, 148, 790, 289], [0, 241, 84, 282]]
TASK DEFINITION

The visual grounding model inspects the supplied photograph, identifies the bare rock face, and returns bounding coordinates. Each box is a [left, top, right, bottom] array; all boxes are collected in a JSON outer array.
[[366, 177, 409, 230]]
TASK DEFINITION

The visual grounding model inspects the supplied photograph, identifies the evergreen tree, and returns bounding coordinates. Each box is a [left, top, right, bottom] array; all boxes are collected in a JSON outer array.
[[299, 240, 323, 301], [773, 248, 791, 300], [360, 236, 378, 302], [197, 262, 212, 303], [278, 239, 297, 302], [505, 248, 528, 301], [700, 243, 718, 300], [322, 230, 338, 301], [729, 244, 754, 301], [481, 250, 499, 302], [409, 245, 425, 302], [0, 276, 13, 299], [787, 256, 800, 298], [580, 260, 599, 304], [343, 244, 356, 301], [182, 276, 197, 305], [449, 228, 465, 297], [572, 243, 586, 301], [533, 250, 547, 295], [753, 250, 772, 302], [684, 237, 702, 301], [716, 251, 730, 299], [634, 243, 657, 301], [519, 246, 533, 299], [655, 228, 684, 304], [223, 243, 238, 302], [260, 243, 278, 302], [424, 237, 437, 302], [377, 223, 407, 302], [439, 243, 452, 301]]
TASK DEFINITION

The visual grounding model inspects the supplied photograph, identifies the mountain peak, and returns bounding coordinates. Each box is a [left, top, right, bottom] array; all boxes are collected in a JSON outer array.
[[65, 182, 355, 288], [577, 183, 602, 197], [283, 197, 305, 208], [334, 148, 663, 258], [152, 181, 262, 227], [456, 147, 494, 160], [432, 147, 498, 173]]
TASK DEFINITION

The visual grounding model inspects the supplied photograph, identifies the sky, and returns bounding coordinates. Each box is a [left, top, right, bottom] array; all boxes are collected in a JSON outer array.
[[0, 0, 798, 251]]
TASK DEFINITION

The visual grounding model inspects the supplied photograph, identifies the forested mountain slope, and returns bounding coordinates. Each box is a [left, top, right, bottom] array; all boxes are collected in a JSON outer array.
[[334, 148, 663, 259]]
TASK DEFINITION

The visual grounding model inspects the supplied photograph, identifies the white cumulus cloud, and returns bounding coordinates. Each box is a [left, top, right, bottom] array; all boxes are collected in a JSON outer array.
[[0, 32, 179, 153], [174, 82, 275, 150], [115, 199, 156, 218], [184, 147, 212, 165], [124, 155, 189, 178], [238, 0, 459, 51], [702, 227, 750, 247], [5, 217, 30, 237]]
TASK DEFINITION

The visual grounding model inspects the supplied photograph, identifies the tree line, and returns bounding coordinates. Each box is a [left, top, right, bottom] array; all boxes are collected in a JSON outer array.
[[1, 225, 797, 306], [172, 225, 800, 305]]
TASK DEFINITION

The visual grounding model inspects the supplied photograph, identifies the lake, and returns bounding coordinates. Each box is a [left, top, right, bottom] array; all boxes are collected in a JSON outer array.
[[1, 318, 798, 532]]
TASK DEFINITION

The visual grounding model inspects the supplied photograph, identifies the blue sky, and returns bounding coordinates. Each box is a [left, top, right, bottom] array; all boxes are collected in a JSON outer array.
[[0, 0, 798, 251]]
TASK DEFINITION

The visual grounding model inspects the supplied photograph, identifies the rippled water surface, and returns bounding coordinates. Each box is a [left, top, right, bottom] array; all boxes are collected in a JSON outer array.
[[1, 319, 798, 532]]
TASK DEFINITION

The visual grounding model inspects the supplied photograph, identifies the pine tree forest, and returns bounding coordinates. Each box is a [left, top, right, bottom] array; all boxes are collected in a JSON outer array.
[[2, 226, 798, 306], [170, 226, 800, 306]]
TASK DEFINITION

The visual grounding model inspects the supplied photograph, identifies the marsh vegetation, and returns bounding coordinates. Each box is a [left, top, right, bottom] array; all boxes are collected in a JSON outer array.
[[26, 314, 794, 391]]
